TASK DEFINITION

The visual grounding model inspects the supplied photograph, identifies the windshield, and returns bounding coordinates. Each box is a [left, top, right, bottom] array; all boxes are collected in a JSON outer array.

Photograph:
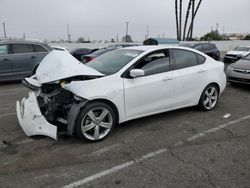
[[234, 47, 250, 52], [86, 49, 143, 75], [91, 48, 115, 56], [243, 54, 250, 60]]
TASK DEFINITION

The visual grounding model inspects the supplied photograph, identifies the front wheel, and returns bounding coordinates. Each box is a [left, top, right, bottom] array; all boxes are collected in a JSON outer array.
[[198, 84, 219, 111], [76, 102, 116, 142]]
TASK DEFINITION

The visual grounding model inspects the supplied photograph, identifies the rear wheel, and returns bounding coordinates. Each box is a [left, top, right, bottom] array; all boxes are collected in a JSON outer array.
[[76, 102, 116, 142], [198, 84, 219, 111]]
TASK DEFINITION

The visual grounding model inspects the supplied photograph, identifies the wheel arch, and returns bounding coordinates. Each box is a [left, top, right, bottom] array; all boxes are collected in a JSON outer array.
[[87, 98, 120, 125], [67, 98, 120, 136]]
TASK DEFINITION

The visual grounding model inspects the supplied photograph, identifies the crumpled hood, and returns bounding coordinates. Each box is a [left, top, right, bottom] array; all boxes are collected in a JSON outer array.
[[231, 59, 250, 69], [25, 50, 104, 86], [226, 50, 250, 56]]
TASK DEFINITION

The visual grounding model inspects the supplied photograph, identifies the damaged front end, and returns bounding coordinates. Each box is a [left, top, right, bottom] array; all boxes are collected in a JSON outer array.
[[16, 51, 104, 140], [16, 83, 84, 140]]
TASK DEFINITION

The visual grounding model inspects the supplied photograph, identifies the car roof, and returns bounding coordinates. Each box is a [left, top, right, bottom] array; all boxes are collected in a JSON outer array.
[[124, 45, 193, 52], [0, 39, 47, 45]]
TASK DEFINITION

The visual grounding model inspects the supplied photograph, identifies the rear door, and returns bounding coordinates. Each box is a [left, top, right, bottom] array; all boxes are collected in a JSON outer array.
[[170, 49, 207, 107], [10, 43, 36, 77], [0, 44, 13, 79]]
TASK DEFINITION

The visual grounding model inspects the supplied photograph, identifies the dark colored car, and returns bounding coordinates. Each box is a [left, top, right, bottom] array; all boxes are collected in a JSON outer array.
[[180, 43, 220, 61], [81, 43, 139, 63], [70, 48, 92, 61], [223, 46, 250, 63], [81, 47, 116, 63], [0, 40, 52, 81]]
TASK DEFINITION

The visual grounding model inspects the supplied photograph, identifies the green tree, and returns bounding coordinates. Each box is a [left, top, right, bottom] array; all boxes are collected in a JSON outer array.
[[244, 35, 250, 40], [77, 37, 85, 43], [200, 30, 223, 41], [122, 35, 133, 43]]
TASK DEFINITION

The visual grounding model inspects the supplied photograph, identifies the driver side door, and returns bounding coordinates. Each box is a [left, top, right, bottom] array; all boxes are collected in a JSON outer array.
[[123, 50, 174, 120]]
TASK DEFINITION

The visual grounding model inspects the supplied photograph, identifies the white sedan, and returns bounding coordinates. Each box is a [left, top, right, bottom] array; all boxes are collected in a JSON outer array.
[[16, 46, 226, 142]]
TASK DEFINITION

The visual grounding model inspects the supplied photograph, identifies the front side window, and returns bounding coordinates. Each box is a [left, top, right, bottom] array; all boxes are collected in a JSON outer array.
[[12, 43, 33, 54], [87, 49, 143, 75], [134, 51, 170, 76], [171, 49, 199, 69], [0, 45, 8, 55]]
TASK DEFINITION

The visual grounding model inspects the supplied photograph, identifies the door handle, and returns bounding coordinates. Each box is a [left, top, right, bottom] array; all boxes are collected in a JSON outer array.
[[162, 76, 173, 81], [197, 69, 205, 73], [31, 56, 36, 59], [3, 58, 8, 61]]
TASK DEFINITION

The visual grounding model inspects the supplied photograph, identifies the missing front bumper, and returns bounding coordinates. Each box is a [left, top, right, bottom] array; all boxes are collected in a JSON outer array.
[[16, 92, 57, 140]]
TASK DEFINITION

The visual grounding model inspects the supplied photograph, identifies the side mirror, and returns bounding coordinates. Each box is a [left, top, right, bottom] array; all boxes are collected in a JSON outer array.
[[130, 69, 145, 78]]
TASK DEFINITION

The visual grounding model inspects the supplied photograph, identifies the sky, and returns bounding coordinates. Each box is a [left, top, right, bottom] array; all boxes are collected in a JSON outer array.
[[0, 0, 249, 42]]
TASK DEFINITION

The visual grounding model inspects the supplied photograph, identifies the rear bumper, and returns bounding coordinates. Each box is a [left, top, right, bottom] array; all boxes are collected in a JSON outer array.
[[16, 92, 57, 140]]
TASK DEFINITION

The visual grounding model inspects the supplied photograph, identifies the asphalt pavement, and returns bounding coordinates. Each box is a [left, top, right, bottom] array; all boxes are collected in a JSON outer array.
[[0, 68, 250, 188]]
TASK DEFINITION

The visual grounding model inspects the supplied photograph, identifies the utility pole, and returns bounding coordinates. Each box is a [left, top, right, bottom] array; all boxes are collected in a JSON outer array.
[[3, 22, 7, 38], [116, 34, 119, 43], [125, 21, 129, 42], [146, 25, 149, 39], [67, 24, 71, 43], [216, 23, 219, 31]]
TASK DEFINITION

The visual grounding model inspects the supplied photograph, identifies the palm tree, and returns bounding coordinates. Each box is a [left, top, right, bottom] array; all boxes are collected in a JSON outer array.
[[187, 0, 203, 40], [175, 0, 180, 40], [182, 0, 192, 41], [179, 0, 183, 41]]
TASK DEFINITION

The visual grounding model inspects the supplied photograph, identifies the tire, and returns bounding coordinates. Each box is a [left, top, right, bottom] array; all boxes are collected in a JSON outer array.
[[198, 84, 219, 111], [76, 102, 116, 142]]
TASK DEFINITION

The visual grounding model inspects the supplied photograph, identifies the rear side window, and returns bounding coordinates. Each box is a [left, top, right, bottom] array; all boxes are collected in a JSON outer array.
[[171, 49, 198, 69], [33, 44, 47, 52], [12, 44, 33, 54], [0, 45, 8, 55], [194, 45, 203, 51]]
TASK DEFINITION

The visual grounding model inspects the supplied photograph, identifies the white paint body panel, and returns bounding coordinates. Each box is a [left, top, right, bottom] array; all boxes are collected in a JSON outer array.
[[34, 50, 103, 84], [17, 46, 226, 139], [16, 92, 57, 140]]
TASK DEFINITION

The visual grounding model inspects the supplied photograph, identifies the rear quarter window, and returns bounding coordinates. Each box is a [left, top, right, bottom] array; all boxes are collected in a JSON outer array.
[[33, 44, 48, 52], [196, 54, 206, 64]]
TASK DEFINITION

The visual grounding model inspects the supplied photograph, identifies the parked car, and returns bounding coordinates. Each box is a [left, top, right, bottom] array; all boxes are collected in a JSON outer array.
[[70, 48, 92, 61], [0, 40, 52, 81], [82, 43, 139, 63], [179, 43, 220, 61], [17, 46, 226, 141], [226, 53, 250, 84], [51, 46, 69, 52], [223, 46, 250, 63]]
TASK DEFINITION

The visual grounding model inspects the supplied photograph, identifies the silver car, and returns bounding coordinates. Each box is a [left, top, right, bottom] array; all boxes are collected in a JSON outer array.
[[0, 40, 52, 81], [226, 54, 250, 84]]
